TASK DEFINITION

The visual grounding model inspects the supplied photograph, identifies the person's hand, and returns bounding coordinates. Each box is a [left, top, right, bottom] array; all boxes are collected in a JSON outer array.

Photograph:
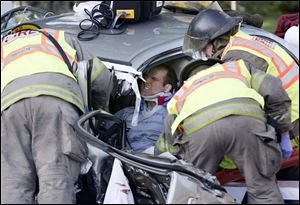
[[280, 132, 293, 160]]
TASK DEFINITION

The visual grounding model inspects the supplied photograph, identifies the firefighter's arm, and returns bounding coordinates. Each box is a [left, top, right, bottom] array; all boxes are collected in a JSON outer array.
[[64, 31, 93, 61], [224, 50, 269, 72], [154, 114, 180, 155], [65, 32, 116, 111], [249, 64, 292, 133], [90, 57, 116, 111]]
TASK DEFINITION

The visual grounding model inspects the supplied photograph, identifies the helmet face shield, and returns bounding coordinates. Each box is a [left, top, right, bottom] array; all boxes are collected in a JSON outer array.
[[183, 9, 242, 59], [182, 34, 208, 60]]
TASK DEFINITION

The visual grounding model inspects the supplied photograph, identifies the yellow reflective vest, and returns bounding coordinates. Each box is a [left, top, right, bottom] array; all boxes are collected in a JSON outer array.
[[222, 30, 299, 123], [1, 29, 77, 93], [1, 29, 84, 112], [168, 59, 265, 135]]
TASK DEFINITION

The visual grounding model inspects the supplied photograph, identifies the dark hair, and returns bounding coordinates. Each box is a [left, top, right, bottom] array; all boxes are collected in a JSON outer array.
[[158, 63, 178, 92], [180, 58, 223, 84]]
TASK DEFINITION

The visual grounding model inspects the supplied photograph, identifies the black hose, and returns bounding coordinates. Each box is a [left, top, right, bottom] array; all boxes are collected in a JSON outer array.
[[77, 2, 113, 41], [77, 2, 127, 41]]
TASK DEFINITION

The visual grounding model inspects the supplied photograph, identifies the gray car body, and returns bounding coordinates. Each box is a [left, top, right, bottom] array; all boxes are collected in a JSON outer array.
[[2, 8, 298, 73], [2, 6, 299, 204]]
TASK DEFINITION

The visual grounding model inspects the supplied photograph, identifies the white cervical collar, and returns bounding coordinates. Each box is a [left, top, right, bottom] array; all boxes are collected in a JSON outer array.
[[140, 92, 171, 117]]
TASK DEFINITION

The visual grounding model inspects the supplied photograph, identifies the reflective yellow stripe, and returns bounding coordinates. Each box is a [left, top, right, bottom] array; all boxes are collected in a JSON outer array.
[[219, 155, 237, 169], [229, 42, 298, 88], [1, 84, 84, 112], [222, 32, 298, 123], [1, 91, 84, 113], [175, 61, 249, 112], [182, 102, 266, 136], [91, 58, 105, 82], [1, 29, 77, 94], [1, 45, 73, 70], [155, 134, 179, 155], [2, 29, 76, 69], [279, 62, 299, 89], [168, 60, 264, 135], [225, 32, 298, 89], [2, 84, 81, 102], [232, 37, 288, 73]]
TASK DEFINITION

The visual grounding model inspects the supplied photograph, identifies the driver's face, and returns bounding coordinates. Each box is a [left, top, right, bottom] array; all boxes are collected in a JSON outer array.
[[140, 67, 168, 96]]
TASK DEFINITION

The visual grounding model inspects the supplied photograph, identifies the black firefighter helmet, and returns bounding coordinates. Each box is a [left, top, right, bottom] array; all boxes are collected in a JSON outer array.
[[182, 9, 242, 59], [180, 58, 223, 85]]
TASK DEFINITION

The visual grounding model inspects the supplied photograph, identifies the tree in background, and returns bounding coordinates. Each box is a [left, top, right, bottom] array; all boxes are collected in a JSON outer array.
[[219, 1, 299, 32]]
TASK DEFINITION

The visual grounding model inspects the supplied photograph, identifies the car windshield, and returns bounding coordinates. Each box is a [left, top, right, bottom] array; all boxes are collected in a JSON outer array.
[[1, 6, 55, 31]]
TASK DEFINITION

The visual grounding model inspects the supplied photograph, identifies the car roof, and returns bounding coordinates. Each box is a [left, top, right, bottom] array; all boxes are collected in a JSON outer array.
[[2, 7, 298, 69], [29, 10, 194, 69]]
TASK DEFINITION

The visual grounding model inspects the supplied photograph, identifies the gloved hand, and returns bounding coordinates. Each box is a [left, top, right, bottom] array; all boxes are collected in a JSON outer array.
[[280, 132, 293, 160]]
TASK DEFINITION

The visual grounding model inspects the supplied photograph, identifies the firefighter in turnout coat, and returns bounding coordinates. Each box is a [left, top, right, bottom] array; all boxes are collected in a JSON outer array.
[[155, 59, 291, 203], [1, 24, 115, 204]]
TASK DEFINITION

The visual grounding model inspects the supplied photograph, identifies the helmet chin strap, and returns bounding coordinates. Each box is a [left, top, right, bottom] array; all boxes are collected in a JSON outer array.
[[212, 48, 224, 59]]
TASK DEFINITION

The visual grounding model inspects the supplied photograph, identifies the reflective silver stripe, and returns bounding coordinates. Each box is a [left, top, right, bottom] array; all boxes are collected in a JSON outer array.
[[2, 29, 75, 70], [177, 100, 183, 113], [182, 99, 265, 136], [173, 86, 186, 102], [233, 37, 298, 88], [2, 45, 68, 69], [280, 63, 299, 88], [175, 61, 249, 112], [223, 61, 239, 73], [175, 88, 185, 97], [232, 37, 287, 73], [1, 84, 84, 112], [176, 73, 249, 112], [44, 29, 77, 72]]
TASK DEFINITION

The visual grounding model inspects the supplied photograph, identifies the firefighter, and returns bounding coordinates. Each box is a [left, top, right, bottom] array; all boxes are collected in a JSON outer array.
[[155, 59, 291, 203], [1, 23, 115, 204], [182, 9, 298, 160]]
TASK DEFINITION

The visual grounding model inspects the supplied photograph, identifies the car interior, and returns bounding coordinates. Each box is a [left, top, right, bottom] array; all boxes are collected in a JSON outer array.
[[109, 55, 193, 114]]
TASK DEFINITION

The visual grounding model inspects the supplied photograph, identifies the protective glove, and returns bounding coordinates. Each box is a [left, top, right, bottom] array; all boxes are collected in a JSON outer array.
[[280, 132, 293, 160]]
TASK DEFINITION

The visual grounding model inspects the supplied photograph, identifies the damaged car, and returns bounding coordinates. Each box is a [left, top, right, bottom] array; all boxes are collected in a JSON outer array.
[[1, 1, 298, 204]]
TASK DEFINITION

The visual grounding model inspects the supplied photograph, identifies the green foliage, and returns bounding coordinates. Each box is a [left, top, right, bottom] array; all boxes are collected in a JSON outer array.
[[219, 1, 299, 15], [219, 1, 299, 32], [238, 1, 298, 15]]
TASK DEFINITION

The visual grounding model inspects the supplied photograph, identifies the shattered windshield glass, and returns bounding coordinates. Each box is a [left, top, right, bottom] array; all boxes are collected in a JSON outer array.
[[1, 6, 54, 31]]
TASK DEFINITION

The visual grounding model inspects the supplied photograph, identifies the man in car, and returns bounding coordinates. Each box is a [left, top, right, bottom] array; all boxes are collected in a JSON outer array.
[[115, 64, 178, 152], [1, 23, 115, 204], [182, 9, 298, 162], [155, 59, 291, 203]]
